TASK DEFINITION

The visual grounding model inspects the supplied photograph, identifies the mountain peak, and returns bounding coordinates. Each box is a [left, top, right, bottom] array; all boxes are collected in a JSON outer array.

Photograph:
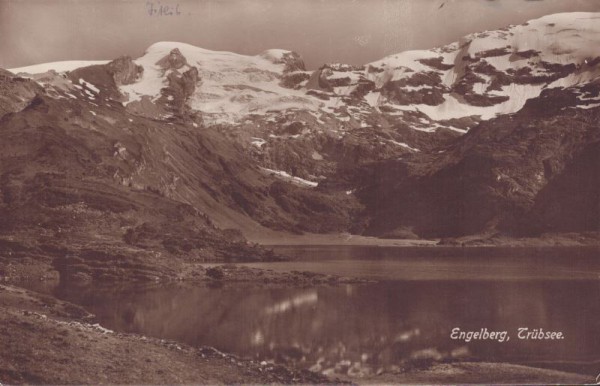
[[156, 47, 188, 70], [6, 12, 600, 131]]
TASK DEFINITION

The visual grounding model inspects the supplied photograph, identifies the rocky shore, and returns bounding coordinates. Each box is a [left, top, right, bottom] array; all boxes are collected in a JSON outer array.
[[1, 277, 596, 385], [0, 284, 332, 384]]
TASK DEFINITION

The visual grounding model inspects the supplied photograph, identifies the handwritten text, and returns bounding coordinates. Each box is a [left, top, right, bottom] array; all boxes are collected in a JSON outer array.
[[146, 1, 181, 17]]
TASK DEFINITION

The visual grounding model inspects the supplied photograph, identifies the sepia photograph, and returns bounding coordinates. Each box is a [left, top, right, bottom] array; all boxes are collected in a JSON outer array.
[[0, 0, 599, 384]]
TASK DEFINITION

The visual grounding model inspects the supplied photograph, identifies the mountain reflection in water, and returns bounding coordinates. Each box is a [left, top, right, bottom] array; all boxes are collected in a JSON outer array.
[[53, 278, 600, 377]]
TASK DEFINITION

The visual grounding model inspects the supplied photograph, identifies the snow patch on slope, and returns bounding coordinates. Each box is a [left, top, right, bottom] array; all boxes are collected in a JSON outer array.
[[261, 168, 318, 187]]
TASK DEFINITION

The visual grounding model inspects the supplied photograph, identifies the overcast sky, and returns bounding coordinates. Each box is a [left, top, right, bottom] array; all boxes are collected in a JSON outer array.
[[1, 0, 598, 69]]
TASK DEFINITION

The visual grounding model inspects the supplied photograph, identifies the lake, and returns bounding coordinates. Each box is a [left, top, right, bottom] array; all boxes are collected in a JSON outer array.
[[44, 246, 600, 377]]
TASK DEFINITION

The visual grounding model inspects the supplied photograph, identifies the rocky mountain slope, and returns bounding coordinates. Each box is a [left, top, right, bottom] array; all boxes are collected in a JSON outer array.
[[354, 80, 600, 239], [0, 68, 360, 283], [2, 11, 599, 256]]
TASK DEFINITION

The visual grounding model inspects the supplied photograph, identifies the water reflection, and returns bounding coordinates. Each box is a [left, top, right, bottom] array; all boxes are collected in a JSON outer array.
[[264, 291, 318, 315], [54, 279, 600, 377]]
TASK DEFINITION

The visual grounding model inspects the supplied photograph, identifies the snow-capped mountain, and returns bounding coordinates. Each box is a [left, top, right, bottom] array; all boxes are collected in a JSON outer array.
[[119, 43, 315, 123], [9, 12, 600, 183], [12, 12, 600, 126], [3, 12, 599, 242]]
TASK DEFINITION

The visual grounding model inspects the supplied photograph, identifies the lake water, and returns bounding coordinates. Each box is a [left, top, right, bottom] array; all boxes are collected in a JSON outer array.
[[46, 246, 600, 377]]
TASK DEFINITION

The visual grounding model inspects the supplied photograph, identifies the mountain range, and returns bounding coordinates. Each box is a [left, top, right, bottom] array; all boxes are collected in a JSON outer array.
[[1, 12, 599, 280]]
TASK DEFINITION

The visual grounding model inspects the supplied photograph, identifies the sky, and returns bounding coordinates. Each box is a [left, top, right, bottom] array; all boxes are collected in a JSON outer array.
[[1, 0, 599, 70]]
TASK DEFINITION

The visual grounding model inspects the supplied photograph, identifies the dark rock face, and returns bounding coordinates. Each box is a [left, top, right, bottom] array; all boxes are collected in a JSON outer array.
[[452, 70, 510, 106], [280, 72, 310, 89], [350, 79, 376, 99], [305, 64, 366, 92], [510, 50, 540, 60], [381, 71, 447, 106], [107, 56, 143, 85], [357, 83, 600, 238], [160, 66, 200, 117], [522, 141, 600, 234], [381, 85, 446, 105], [474, 47, 512, 59], [418, 57, 454, 71], [68, 64, 123, 101], [305, 69, 333, 91], [180, 67, 199, 96], [327, 76, 352, 87], [462, 93, 510, 107], [156, 48, 188, 70], [280, 51, 306, 73]]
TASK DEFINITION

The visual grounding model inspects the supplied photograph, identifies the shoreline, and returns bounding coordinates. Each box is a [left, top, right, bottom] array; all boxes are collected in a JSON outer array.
[[254, 233, 439, 247], [1, 283, 595, 385], [251, 231, 600, 248], [0, 284, 331, 384]]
